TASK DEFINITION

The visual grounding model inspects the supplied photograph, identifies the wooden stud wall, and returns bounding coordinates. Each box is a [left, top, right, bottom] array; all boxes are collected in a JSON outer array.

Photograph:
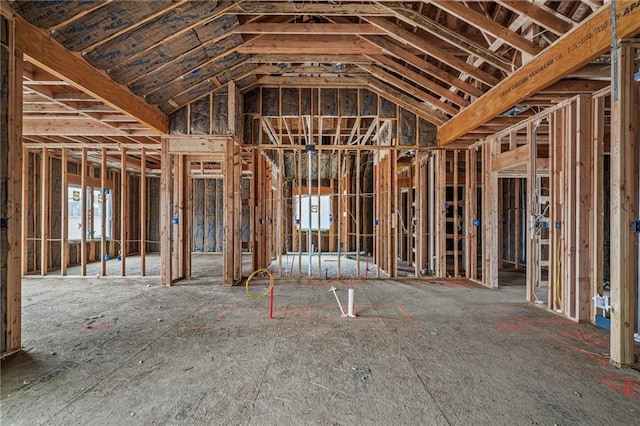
[[609, 40, 640, 367], [19, 146, 160, 277]]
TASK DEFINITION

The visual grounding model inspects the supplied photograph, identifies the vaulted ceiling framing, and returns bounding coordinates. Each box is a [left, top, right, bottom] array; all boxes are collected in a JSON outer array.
[[6, 0, 640, 147]]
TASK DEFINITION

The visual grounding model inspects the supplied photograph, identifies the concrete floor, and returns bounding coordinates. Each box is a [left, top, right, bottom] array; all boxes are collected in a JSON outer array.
[[2, 270, 640, 425]]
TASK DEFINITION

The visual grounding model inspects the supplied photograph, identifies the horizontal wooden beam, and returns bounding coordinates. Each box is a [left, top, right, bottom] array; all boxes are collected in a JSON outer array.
[[251, 64, 368, 75], [232, 23, 384, 35], [15, 16, 166, 134], [439, 2, 640, 146], [245, 54, 373, 64], [166, 136, 230, 154], [225, 3, 394, 15], [491, 144, 529, 171], [494, 0, 573, 36], [363, 17, 499, 86], [254, 76, 366, 87], [383, 4, 513, 73], [237, 34, 383, 55], [23, 118, 159, 136], [539, 79, 610, 94], [430, 0, 542, 56], [363, 36, 484, 98]]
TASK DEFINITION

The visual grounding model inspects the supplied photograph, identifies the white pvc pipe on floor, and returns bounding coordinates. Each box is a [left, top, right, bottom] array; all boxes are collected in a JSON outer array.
[[347, 288, 355, 317]]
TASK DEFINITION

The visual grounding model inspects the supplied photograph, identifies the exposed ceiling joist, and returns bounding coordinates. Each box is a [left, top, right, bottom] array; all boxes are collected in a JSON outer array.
[[427, 0, 543, 56], [237, 34, 384, 55], [439, 2, 640, 146], [364, 16, 500, 86], [232, 23, 385, 35], [14, 15, 167, 133], [494, 0, 573, 36]]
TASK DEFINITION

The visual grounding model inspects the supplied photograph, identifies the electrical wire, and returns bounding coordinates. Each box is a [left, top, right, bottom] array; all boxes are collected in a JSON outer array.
[[246, 268, 274, 300]]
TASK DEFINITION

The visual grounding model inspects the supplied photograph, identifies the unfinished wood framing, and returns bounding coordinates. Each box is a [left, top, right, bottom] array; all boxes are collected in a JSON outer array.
[[100, 148, 107, 276], [465, 149, 479, 281], [609, 40, 640, 367], [1, 10, 23, 354], [80, 148, 87, 276], [160, 138, 172, 286], [5, 0, 639, 367], [140, 148, 147, 276]]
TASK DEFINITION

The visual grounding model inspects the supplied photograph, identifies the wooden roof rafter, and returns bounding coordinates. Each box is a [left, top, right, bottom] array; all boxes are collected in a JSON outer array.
[[8, 0, 628, 146]]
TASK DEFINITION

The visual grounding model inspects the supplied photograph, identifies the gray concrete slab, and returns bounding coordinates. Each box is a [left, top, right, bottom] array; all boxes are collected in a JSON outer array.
[[2, 275, 639, 425]]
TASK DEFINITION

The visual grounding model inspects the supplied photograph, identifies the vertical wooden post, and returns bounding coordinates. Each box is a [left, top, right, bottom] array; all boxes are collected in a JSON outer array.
[[7, 42, 22, 350], [21, 148, 29, 275], [317, 146, 322, 276], [40, 148, 49, 275], [120, 147, 127, 276], [337, 149, 342, 277], [373, 158, 379, 277], [140, 148, 147, 276], [453, 150, 459, 277], [176, 155, 182, 278], [356, 149, 361, 276], [497, 178, 504, 271], [526, 123, 536, 302], [390, 148, 397, 277], [100, 147, 107, 276], [610, 40, 639, 367], [224, 138, 235, 285], [250, 150, 257, 273], [234, 143, 242, 281], [414, 155, 421, 276], [183, 155, 191, 279], [61, 148, 68, 276], [177, 155, 186, 279], [428, 152, 436, 275], [436, 150, 447, 277], [549, 110, 565, 310], [277, 148, 284, 275], [1, 16, 23, 353], [575, 94, 593, 321], [297, 147, 302, 276], [160, 138, 172, 286], [81, 148, 87, 276], [483, 142, 499, 288], [465, 148, 478, 280], [591, 94, 606, 317], [172, 154, 181, 279], [564, 103, 577, 317], [514, 178, 521, 270], [411, 154, 418, 277]]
